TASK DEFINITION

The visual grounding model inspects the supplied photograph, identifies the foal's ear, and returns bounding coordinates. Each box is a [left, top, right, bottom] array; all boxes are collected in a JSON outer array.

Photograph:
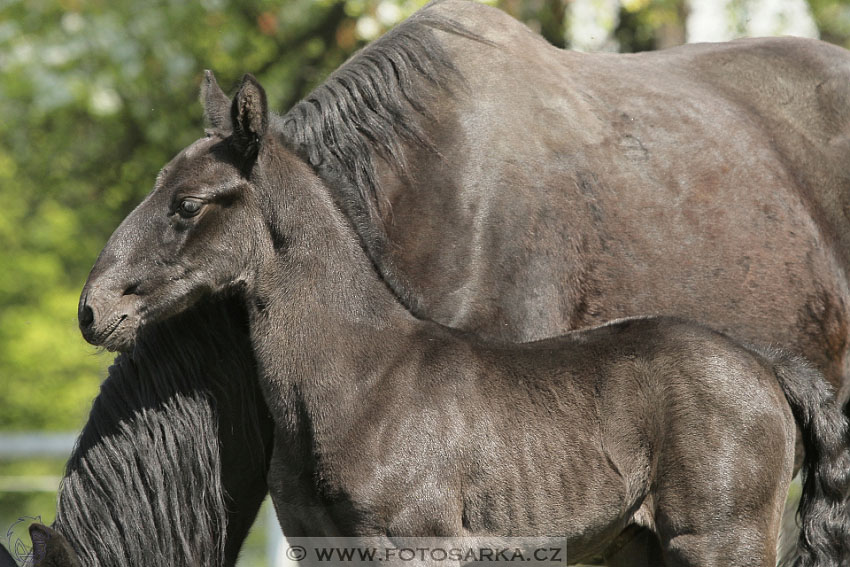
[[230, 73, 269, 160], [201, 70, 232, 131], [29, 524, 82, 567]]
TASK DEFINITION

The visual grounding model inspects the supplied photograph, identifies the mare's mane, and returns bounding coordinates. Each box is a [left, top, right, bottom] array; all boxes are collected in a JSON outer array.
[[280, 3, 488, 247], [53, 298, 259, 567]]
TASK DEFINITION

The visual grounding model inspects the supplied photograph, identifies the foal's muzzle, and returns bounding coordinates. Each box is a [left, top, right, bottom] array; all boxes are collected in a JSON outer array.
[[78, 280, 141, 351]]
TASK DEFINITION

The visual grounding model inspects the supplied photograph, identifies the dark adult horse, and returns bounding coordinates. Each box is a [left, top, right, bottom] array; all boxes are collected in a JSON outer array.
[[77, 72, 850, 566], [281, 0, 850, 389], [21, 0, 850, 562]]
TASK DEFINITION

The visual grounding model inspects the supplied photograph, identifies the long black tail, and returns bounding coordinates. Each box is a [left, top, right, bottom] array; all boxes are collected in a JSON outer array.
[[765, 348, 850, 566]]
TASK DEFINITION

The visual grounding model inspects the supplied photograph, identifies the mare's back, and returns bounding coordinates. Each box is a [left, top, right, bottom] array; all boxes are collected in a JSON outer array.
[[371, 0, 850, 389]]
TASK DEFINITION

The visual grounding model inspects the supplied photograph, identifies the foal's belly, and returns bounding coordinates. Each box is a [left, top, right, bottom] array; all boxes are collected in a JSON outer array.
[[285, 433, 633, 561], [265, 370, 642, 560], [457, 436, 633, 561]]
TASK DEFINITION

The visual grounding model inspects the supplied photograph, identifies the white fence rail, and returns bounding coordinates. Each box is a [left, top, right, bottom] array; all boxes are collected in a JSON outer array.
[[0, 432, 78, 459]]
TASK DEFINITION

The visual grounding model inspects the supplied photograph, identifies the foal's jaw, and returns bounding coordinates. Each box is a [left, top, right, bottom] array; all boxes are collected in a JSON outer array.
[[78, 212, 224, 351]]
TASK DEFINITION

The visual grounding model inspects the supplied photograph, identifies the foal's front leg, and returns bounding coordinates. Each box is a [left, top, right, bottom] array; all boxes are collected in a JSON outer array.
[[603, 526, 664, 567]]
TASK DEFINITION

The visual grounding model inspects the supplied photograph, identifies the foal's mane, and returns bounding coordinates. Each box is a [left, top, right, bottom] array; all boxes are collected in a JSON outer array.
[[280, 2, 488, 245], [53, 298, 260, 567]]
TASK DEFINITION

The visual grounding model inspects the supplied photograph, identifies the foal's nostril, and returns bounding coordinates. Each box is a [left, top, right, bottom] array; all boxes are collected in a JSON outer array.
[[79, 304, 94, 330]]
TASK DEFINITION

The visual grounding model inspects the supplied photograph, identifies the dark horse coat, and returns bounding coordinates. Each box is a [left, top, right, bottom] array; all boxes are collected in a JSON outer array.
[[37, 0, 850, 564], [75, 73, 850, 566]]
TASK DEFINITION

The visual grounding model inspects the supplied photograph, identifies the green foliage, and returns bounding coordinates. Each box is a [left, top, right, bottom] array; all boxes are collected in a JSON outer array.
[[811, 0, 850, 46], [499, 0, 567, 47], [616, 0, 684, 52], [0, 459, 63, 540]]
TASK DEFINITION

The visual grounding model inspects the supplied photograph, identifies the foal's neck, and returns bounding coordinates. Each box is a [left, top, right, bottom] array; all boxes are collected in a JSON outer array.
[[248, 148, 418, 422]]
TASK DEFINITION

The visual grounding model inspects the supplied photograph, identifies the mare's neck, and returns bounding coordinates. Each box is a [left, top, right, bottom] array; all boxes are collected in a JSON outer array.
[[247, 147, 418, 425]]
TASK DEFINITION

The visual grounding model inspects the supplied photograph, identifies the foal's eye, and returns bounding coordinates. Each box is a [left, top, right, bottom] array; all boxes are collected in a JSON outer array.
[[177, 199, 203, 218]]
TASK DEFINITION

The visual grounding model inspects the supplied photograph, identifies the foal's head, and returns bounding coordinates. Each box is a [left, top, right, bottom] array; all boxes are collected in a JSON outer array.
[[79, 73, 288, 351]]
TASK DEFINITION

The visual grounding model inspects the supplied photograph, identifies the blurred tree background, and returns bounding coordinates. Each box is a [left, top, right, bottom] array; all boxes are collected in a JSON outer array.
[[1, 0, 850, 563]]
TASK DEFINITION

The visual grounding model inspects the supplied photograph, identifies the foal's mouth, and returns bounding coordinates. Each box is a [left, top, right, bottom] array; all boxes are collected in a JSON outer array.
[[93, 313, 127, 345]]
